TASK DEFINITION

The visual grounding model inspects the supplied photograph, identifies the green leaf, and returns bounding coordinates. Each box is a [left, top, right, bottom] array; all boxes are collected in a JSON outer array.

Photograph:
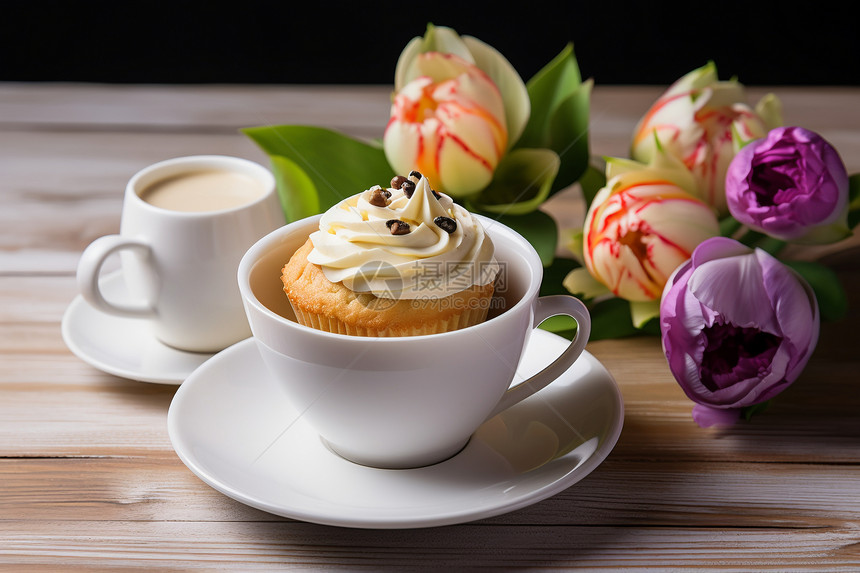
[[268, 155, 320, 222], [538, 314, 578, 337], [537, 256, 584, 336], [630, 300, 661, 329], [518, 44, 591, 195], [545, 78, 592, 194], [784, 260, 849, 322], [540, 256, 581, 296], [543, 297, 663, 341], [588, 298, 647, 340], [519, 43, 581, 150], [242, 125, 395, 221], [565, 229, 584, 263], [639, 315, 661, 336], [480, 209, 558, 267], [741, 400, 772, 421], [562, 267, 610, 300], [468, 148, 560, 215]]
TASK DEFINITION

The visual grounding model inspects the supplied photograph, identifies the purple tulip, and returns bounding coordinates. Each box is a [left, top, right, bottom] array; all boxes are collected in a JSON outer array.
[[725, 126, 850, 243], [660, 237, 819, 427]]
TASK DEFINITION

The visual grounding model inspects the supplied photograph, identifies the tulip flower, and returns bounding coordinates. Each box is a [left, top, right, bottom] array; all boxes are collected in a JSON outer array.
[[660, 237, 820, 428], [575, 151, 720, 304], [631, 62, 781, 214], [725, 126, 851, 244], [384, 55, 507, 197], [383, 25, 530, 198]]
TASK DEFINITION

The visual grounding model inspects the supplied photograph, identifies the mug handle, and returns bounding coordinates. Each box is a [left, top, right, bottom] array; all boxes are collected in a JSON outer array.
[[484, 295, 591, 420], [76, 235, 157, 318]]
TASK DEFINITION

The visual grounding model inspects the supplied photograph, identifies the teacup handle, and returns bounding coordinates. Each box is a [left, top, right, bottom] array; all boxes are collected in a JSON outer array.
[[484, 295, 591, 420], [76, 235, 157, 318]]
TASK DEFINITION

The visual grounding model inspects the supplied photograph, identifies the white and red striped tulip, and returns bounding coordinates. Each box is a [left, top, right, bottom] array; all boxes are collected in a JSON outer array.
[[383, 52, 509, 198], [631, 62, 781, 214], [581, 153, 721, 302]]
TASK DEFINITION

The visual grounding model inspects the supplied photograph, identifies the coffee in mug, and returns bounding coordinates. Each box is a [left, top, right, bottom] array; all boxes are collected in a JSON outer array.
[[77, 155, 286, 353], [139, 169, 268, 213]]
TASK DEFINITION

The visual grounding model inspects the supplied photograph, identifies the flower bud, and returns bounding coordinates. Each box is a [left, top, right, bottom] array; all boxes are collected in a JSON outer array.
[[660, 237, 820, 428], [725, 126, 851, 243], [631, 62, 779, 214], [383, 52, 508, 197], [582, 154, 720, 302]]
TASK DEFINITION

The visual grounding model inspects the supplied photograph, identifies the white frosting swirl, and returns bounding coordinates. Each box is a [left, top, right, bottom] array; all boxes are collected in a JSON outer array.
[[307, 174, 498, 299]]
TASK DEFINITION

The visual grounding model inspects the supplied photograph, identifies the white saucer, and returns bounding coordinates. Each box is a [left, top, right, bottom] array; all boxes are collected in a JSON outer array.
[[61, 271, 216, 384], [167, 329, 624, 529]]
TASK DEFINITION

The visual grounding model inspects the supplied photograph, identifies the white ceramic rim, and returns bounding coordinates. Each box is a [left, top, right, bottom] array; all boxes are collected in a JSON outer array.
[[126, 154, 277, 218], [237, 213, 544, 342]]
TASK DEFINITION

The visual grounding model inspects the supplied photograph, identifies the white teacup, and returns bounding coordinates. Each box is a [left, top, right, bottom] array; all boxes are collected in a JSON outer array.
[[238, 214, 591, 469], [77, 155, 286, 353]]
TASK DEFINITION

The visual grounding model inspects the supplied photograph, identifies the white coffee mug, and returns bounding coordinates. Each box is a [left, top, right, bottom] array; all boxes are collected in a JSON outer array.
[[238, 214, 591, 469], [77, 155, 286, 353]]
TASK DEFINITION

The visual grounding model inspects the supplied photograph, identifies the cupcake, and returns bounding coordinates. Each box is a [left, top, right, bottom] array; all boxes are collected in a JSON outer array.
[[281, 171, 499, 337]]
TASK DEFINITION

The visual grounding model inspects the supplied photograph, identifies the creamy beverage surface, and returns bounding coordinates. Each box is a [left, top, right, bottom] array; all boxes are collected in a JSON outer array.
[[140, 169, 266, 212]]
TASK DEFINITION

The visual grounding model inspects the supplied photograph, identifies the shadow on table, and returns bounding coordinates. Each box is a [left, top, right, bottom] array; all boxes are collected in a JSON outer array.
[[101, 374, 179, 411]]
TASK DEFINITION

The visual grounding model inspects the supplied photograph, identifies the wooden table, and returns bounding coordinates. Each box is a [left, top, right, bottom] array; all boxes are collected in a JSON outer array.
[[2, 82, 859, 570]]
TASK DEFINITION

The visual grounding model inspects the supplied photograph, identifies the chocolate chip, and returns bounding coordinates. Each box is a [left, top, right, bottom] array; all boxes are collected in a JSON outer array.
[[434, 216, 457, 234], [409, 170, 423, 180], [432, 189, 441, 199], [386, 219, 411, 235], [401, 180, 416, 198], [368, 187, 391, 207], [390, 175, 408, 189]]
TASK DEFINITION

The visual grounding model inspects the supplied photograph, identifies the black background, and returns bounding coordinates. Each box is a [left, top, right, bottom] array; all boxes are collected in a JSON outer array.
[[3, 1, 857, 86]]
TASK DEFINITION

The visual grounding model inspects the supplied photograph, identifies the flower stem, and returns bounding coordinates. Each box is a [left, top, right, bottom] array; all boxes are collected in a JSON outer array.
[[741, 400, 772, 421], [737, 228, 786, 255], [719, 216, 743, 238], [755, 236, 787, 256]]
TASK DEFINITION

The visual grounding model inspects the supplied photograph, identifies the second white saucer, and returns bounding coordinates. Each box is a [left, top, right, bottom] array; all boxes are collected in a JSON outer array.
[[61, 270, 218, 384]]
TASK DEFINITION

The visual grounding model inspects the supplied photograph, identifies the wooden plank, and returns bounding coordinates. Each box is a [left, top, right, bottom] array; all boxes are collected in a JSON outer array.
[[1, 344, 857, 461], [0, 373, 176, 457], [0, 82, 393, 135], [0, 323, 68, 355], [0, 287, 178, 457], [0, 130, 269, 273], [1, 457, 858, 528], [0, 277, 78, 322], [2, 85, 857, 171], [2, 84, 859, 134], [0, 520, 858, 570]]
